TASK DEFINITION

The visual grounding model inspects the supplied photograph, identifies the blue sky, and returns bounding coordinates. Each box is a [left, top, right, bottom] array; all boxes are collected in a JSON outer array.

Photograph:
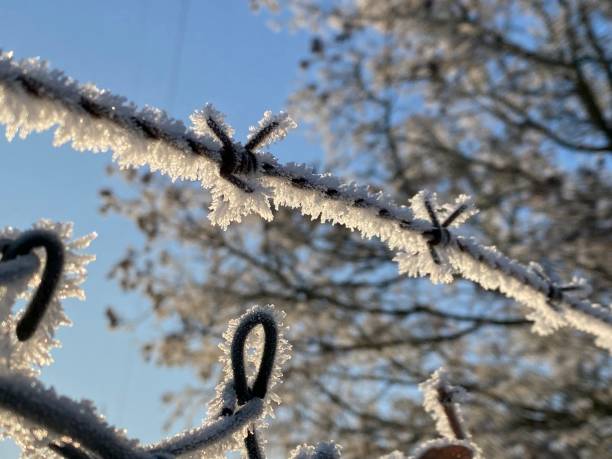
[[0, 1, 321, 456]]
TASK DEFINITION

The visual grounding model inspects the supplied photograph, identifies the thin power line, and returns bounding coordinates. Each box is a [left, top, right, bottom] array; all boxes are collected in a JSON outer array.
[[165, 0, 191, 113]]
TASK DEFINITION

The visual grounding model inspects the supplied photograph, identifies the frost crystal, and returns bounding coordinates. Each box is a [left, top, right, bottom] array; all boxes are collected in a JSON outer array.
[[247, 110, 297, 151], [146, 305, 291, 458], [145, 398, 264, 458], [190, 103, 235, 145]]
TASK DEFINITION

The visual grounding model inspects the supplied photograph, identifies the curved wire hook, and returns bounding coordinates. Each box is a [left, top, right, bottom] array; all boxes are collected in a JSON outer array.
[[230, 309, 278, 459], [0, 229, 65, 341]]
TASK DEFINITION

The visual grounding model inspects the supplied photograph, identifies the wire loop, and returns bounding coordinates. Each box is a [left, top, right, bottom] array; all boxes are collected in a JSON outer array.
[[231, 309, 278, 405], [230, 309, 278, 459]]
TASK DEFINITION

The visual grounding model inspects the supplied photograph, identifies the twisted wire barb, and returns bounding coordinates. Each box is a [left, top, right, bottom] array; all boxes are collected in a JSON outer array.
[[0, 52, 610, 350]]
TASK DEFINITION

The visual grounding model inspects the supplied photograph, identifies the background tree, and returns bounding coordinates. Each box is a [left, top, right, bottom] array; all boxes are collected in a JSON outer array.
[[100, 1, 612, 457]]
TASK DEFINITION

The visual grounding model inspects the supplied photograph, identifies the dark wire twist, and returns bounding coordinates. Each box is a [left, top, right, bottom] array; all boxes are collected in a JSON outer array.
[[422, 198, 468, 265], [0, 229, 65, 341], [205, 115, 258, 193], [230, 309, 278, 459], [531, 264, 585, 307]]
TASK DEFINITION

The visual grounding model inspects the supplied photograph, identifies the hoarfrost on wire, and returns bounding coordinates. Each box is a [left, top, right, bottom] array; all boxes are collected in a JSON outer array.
[[0, 50, 611, 352]]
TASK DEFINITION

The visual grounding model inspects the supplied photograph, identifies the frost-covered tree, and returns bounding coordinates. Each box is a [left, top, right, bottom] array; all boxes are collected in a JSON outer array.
[[92, 1, 612, 458]]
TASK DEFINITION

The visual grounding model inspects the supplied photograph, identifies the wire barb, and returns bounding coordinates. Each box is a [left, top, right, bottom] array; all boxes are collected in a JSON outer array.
[[529, 262, 590, 307], [421, 195, 469, 265]]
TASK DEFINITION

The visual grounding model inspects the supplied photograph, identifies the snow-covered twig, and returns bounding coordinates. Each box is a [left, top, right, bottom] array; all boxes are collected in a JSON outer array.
[[419, 369, 470, 441], [0, 51, 611, 351], [409, 369, 481, 459]]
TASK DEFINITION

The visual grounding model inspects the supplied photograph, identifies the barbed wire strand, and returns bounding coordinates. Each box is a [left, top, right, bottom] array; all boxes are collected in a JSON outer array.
[[0, 52, 610, 351]]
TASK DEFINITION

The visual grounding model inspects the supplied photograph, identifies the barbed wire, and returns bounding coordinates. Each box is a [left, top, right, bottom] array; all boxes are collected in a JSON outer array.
[[0, 51, 610, 352]]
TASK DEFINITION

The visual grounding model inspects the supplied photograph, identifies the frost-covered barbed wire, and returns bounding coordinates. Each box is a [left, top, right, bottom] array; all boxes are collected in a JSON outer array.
[[0, 51, 611, 352], [0, 373, 152, 459]]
